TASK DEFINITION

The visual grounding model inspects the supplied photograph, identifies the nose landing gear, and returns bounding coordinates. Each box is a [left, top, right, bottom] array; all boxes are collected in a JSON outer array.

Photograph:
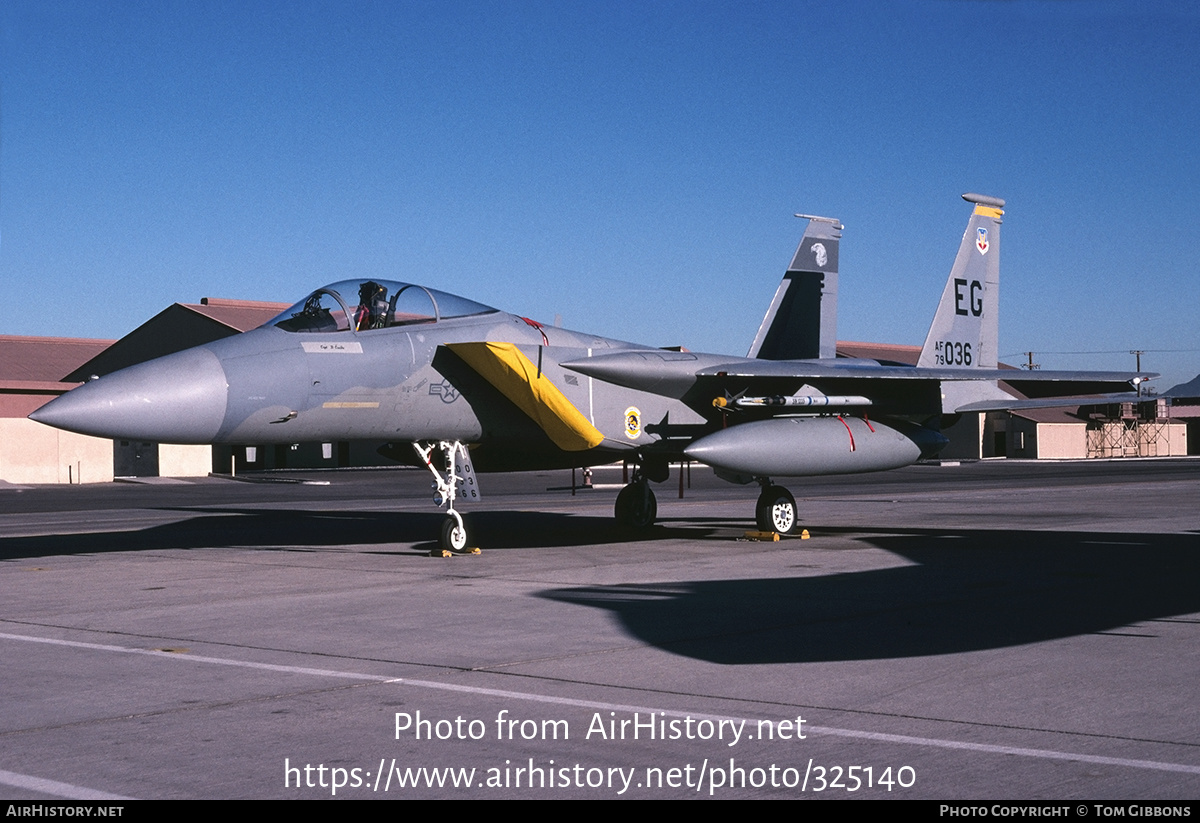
[[414, 440, 481, 555]]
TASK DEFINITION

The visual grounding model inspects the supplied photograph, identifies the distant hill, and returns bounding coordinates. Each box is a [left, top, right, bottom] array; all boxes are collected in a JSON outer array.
[[1165, 374, 1200, 397]]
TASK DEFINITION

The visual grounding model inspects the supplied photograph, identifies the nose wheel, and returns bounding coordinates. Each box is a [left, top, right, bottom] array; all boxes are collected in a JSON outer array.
[[440, 512, 470, 553], [755, 484, 797, 534]]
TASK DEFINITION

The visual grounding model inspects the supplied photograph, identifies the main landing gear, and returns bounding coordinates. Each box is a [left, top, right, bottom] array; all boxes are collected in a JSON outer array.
[[755, 481, 798, 535], [413, 440, 479, 554], [614, 458, 668, 530], [614, 475, 657, 529]]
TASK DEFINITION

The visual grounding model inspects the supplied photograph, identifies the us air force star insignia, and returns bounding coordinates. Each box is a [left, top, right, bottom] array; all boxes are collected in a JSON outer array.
[[976, 227, 989, 255], [624, 406, 642, 439], [810, 242, 827, 268], [429, 381, 460, 403]]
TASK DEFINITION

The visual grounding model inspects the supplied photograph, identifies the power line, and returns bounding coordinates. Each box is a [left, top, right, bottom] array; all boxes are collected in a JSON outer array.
[[1001, 348, 1200, 357]]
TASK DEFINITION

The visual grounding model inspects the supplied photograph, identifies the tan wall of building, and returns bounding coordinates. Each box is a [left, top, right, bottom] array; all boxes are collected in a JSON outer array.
[[1150, 422, 1188, 457], [1036, 423, 1088, 459], [158, 443, 213, 477], [1087, 421, 1189, 458], [1008, 417, 1089, 459], [1, 419, 114, 484]]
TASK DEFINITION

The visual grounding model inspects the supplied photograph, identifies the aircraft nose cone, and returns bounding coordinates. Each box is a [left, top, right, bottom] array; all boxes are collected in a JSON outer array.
[[30, 347, 229, 443]]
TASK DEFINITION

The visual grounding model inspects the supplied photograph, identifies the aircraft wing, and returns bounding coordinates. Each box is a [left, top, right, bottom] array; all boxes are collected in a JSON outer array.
[[701, 359, 1147, 383], [563, 192, 1155, 419], [703, 360, 1156, 400], [563, 350, 1153, 398]]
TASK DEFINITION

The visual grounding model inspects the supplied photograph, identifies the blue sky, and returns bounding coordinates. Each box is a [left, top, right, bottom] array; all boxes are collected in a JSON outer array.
[[3, 1, 1198, 388]]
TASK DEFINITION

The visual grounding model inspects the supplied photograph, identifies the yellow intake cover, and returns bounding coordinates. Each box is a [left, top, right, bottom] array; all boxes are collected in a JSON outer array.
[[446, 342, 604, 452]]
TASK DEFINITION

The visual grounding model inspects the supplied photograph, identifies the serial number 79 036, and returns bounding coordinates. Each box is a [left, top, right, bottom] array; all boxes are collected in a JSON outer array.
[[934, 340, 972, 366]]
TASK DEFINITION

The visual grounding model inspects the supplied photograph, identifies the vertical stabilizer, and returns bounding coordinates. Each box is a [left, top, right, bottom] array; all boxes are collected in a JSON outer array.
[[748, 214, 841, 360], [918, 193, 1004, 370]]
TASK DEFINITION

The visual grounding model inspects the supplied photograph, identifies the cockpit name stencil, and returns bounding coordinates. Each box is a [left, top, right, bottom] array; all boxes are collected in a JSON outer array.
[[301, 341, 364, 354]]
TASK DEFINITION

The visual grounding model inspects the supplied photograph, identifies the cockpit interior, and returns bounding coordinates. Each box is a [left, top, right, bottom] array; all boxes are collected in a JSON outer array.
[[269, 280, 498, 333]]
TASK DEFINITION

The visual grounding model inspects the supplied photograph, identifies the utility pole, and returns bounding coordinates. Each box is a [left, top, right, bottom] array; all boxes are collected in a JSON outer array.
[[1131, 350, 1145, 396], [1023, 352, 1040, 370]]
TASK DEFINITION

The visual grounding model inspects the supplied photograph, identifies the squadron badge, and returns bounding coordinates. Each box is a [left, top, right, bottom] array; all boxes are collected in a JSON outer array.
[[624, 406, 642, 440], [976, 227, 989, 255]]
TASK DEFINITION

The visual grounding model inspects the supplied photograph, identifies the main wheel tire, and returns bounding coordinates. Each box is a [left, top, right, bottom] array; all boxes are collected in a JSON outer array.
[[755, 485, 797, 534], [614, 481, 657, 529], [440, 515, 469, 552]]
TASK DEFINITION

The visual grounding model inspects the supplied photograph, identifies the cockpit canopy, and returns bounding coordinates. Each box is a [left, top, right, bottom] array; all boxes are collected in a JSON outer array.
[[268, 279, 497, 333]]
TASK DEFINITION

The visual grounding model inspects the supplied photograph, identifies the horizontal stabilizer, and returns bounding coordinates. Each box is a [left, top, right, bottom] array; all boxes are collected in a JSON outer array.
[[447, 342, 604, 451], [955, 392, 1149, 414]]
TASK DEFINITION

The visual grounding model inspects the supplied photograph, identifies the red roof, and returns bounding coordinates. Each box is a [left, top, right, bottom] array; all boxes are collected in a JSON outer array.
[[61, 297, 293, 382], [1010, 407, 1088, 424], [836, 340, 920, 365], [0, 335, 115, 385], [183, 298, 290, 332]]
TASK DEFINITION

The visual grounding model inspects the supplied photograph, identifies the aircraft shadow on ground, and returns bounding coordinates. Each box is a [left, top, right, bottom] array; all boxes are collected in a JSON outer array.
[[0, 508, 711, 560], [540, 527, 1200, 664], [7, 511, 1199, 665]]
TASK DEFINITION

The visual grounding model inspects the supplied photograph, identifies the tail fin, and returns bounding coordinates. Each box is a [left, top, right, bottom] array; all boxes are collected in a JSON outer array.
[[917, 193, 1004, 369], [747, 214, 841, 360]]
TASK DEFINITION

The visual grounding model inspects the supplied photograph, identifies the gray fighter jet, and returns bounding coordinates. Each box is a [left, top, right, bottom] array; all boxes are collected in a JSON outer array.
[[31, 194, 1153, 551]]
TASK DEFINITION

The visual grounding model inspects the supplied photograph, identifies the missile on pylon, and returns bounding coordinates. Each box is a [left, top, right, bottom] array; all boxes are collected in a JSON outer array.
[[713, 394, 872, 408]]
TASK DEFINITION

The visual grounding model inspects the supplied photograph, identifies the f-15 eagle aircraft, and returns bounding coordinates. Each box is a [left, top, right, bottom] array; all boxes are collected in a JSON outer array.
[[31, 194, 1152, 551]]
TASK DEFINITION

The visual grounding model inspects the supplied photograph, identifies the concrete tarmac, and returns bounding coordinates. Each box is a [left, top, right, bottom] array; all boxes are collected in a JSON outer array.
[[1, 459, 1198, 800]]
